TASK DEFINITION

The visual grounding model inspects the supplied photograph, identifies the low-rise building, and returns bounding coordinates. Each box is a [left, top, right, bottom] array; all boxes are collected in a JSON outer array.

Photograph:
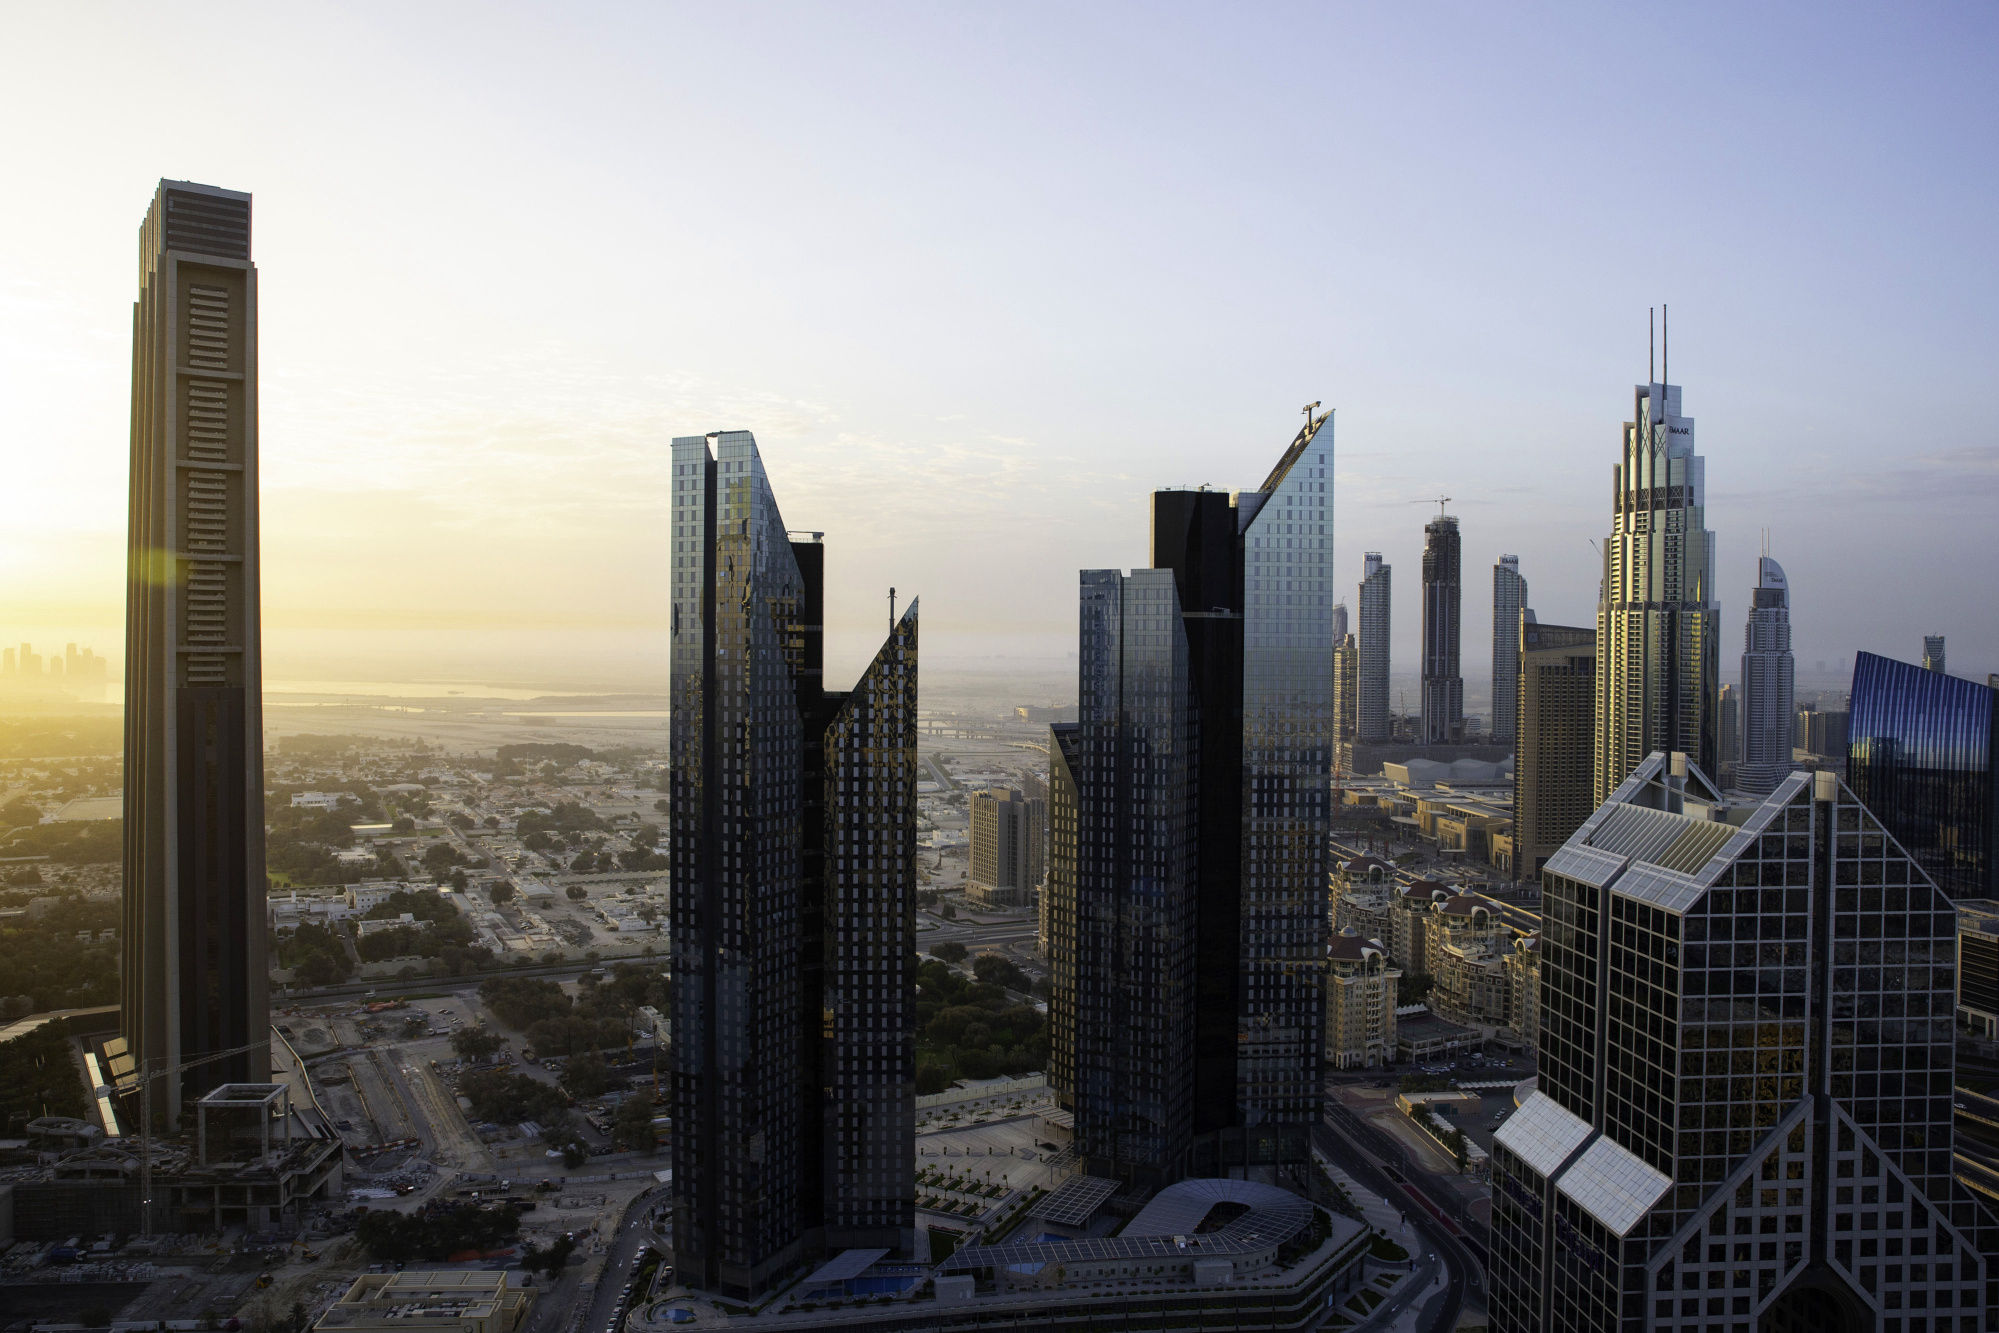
[[316, 1271, 534, 1333], [1325, 929, 1399, 1069]]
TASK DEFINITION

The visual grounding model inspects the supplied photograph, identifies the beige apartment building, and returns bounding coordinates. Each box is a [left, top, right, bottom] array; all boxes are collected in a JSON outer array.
[[1325, 929, 1399, 1069]]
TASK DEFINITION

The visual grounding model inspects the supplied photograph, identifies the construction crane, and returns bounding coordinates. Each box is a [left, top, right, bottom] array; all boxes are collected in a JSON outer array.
[[96, 1038, 270, 1237], [1407, 496, 1452, 518]]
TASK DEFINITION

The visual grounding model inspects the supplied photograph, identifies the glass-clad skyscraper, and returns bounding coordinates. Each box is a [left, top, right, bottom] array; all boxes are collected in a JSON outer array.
[[1050, 410, 1333, 1188], [668, 430, 918, 1299], [1489, 754, 1999, 1332], [1848, 650, 1999, 902]]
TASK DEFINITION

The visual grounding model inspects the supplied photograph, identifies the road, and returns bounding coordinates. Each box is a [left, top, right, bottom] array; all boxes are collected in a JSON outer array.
[[541, 1182, 671, 1333], [1316, 1107, 1483, 1333]]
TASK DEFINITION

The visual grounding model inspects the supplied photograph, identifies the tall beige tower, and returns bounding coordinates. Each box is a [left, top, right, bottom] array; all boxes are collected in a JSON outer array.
[[121, 180, 269, 1122], [1593, 316, 1719, 802]]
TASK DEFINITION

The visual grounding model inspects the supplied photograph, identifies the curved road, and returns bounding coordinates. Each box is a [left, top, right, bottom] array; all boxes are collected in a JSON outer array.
[[1316, 1105, 1483, 1333]]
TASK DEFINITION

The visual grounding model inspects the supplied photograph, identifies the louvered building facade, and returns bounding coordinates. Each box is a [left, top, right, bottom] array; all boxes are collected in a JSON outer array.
[[122, 180, 269, 1122]]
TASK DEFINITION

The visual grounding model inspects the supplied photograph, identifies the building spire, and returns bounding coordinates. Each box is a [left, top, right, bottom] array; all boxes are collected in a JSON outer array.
[[1662, 302, 1669, 387], [1649, 307, 1655, 383]]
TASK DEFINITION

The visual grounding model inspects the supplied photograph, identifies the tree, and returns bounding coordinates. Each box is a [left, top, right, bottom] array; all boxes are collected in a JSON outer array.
[[565, 884, 588, 901], [933, 941, 968, 964], [451, 1028, 505, 1063], [653, 799, 669, 814], [490, 882, 515, 906], [972, 953, 1030, 993], [611, 1093, 658, 1151], [560, 1051, 611, 1099], [448, 813, 475, 830], [521, 1233, 577, 1278], [390, 815, 417, 834], [448, 868, 468, 891], [561, 1141, 587, 1169]]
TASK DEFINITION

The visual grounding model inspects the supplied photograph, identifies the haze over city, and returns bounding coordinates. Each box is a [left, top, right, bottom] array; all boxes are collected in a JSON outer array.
[[4, 2, 1996, 696], [11, 7, 1999, 1333]]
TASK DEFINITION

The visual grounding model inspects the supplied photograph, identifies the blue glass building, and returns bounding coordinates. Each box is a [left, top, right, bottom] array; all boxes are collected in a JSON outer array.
[[1848, 651, 1999, 901]]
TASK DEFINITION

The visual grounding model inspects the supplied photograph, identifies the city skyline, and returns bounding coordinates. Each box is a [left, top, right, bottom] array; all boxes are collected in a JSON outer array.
[[4, 7, 1998, 690]]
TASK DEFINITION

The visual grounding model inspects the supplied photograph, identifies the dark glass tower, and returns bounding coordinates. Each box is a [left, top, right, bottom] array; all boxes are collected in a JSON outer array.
[[1050, 412, 1332, 1188], [668, 430, 917, 1299], [1848, 650, 1999, 902], [122, 180, 268, 1123], [1420, 512, 1463, 743], [1488, 755, 1999, 1332]]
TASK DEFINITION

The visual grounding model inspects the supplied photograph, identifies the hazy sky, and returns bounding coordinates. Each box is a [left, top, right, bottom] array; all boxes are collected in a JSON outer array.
[[3, 3, 1995, 694]]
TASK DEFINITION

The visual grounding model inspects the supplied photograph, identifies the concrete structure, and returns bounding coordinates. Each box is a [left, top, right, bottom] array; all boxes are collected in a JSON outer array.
[[1325, 928, 1399, 1069], [1513, 619, 1597, 881], [1491, 555, 1527, 745], [1926, 634, 1948, 675], [121, 180, 269, 1122], [1737, 554, 1796, 795], [1049, 411, 1333, 1189], [1420, 513, 1464, 744], [968, 785, 1044, 907], [1489, 755, 1999, 1332], [668, 430, 919, 1298], [316, 1271, 533, 1333], [1357, 552, 1391, 743], [1594, 322, 1719, 804]]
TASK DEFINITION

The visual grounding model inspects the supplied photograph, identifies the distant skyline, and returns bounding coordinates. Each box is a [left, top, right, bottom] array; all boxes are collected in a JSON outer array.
[[4, 3, 1996, 690]]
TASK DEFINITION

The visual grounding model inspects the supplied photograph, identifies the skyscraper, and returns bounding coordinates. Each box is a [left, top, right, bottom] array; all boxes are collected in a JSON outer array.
[[121, 181, 268, 1122], [1510, 618, 1595, 881], [1357, 552, 1391, 744], [1848, 650, 1999, 902], [1717, 682, 1740, 787], [1594, 326, 1719, 803], [1925, 634, 1948, 675], [1050, 411, 1332, 1188], [1736, 554, 1796, 795], [1489, 755, 1999, 1331], [1491, 554, 1527, 745], [1332, 631, 1358, 778], [668, 430, 918, 1299], [1420, 513, 1463, 744], [1329, 600, 1348, 643], [968, 786, 1044, 905]]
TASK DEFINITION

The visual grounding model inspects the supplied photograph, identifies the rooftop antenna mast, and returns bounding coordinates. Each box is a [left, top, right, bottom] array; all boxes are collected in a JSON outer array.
[[1662, 302, 1669, 388], [889, 587, 897, 632], [1649, 307, 1655, 383]]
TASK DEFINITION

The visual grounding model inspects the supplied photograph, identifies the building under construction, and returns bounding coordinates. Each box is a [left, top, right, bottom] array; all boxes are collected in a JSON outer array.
[[0, 1010, 343, 1240]]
